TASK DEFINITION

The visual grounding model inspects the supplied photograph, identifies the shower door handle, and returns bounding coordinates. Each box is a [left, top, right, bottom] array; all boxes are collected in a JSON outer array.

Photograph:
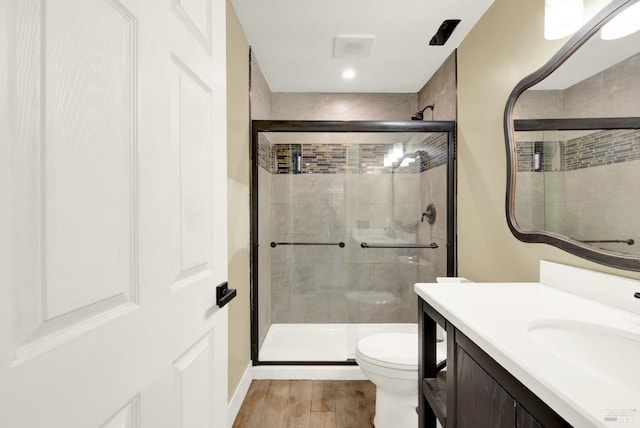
[[579, 238, 634, 245], [270, 241, 346, 248], [360, 242, 439, 249]]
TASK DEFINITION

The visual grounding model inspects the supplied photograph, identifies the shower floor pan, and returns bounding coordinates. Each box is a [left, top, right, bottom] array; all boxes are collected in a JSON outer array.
[[259, 323, 417, 362]]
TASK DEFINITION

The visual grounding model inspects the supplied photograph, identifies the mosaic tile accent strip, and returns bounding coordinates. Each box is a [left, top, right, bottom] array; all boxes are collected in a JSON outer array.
[[300, 144, 346, 174], [358, 144, 416, 174], [258, 136, 274, 173], [516, 141, 534, 172], [563, 129, 640, 171], [517, 129, 640, 172], [262, 134, 450, 175], [358, 144, 385, 174], [417, 133, 448, 171]]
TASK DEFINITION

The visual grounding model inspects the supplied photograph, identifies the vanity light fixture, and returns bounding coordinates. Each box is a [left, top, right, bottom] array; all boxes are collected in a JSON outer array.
[[601, 1, 640, 40], [342, 69, 356, 79], [544, 0, 584, 40]]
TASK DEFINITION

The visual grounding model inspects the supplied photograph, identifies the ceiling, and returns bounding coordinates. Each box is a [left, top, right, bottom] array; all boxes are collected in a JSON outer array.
[[230, 0, 495, 93]]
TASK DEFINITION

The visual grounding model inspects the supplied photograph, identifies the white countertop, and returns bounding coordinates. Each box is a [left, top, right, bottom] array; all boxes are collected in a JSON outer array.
[[414, 281, 640, 428]]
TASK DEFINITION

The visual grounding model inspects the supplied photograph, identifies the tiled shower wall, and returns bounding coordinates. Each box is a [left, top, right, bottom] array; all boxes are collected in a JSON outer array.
[[258, 134, 448, 175], [258, 135, 448, 325], [562, 129, 640, 171], [513, 52, 640, 250], [515, 129, 640, 253], [547, 160, 640, 254], [516, 129, 640, 173], [418, 164, 448, 281], [514, 52, 640, 120], [268, 172, 420, 324], [517, 160, 640, 254]]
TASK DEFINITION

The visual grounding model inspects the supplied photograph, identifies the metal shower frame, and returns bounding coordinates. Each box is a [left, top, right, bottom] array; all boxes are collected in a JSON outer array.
[[250, 120, 457, 366]]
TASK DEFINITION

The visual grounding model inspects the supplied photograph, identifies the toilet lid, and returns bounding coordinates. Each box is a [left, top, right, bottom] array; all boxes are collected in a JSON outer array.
[[356, 333, 417, 370]]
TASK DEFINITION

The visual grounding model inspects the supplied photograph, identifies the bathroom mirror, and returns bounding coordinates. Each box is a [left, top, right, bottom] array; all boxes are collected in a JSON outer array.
[[504, 0, 640, 271]]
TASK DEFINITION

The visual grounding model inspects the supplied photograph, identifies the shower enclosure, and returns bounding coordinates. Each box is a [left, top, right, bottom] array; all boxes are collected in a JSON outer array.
[[251, 121, 456, 365]]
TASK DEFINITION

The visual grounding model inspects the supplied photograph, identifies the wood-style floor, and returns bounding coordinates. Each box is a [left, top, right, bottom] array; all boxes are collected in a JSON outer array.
[[232, 380, 376, 428]]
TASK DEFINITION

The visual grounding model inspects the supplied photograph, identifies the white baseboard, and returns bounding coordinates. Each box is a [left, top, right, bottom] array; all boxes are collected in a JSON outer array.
[[252, 365, 367, 380], [228, 362, 253, 428]]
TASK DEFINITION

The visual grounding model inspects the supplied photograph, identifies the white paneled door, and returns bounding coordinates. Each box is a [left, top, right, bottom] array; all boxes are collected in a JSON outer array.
[[0, 0, 229, 426]]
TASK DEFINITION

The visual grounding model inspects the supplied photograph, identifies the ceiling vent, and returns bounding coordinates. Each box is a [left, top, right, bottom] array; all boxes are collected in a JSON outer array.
[[429, 19, 461, 46], [333, 35, 375, 59]]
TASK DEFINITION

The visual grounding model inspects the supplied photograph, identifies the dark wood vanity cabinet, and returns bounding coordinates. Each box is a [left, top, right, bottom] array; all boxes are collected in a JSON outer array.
[[419, 299, 571, 428], [456, 345, 515, 428]]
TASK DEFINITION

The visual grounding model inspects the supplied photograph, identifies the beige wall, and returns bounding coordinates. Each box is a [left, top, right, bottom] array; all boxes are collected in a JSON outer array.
[[457, 0, 640, 281], [250, 50, 273, 119], [226, 0, 251, 399]]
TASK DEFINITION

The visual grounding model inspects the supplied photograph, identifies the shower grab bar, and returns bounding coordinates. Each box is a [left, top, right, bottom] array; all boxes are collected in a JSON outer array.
[[270, 241, 346, 248], [580, 238, 635, 245], [360, 242, 439, 249]]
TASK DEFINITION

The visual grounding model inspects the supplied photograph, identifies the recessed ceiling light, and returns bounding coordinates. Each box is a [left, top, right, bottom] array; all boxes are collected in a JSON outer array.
[[342, 69, 356, 79]]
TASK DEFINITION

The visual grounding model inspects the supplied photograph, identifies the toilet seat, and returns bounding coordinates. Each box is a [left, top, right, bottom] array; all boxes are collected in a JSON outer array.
[[355, 333, 417, 371]]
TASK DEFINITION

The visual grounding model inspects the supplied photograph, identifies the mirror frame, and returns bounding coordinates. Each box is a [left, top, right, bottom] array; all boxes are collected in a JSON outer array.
[[504, 0, 640, 271]]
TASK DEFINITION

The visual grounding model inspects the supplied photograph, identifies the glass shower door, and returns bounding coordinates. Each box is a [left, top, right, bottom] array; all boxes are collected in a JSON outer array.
[[253, 126, 453, 364], [257, 134, 352, 362]]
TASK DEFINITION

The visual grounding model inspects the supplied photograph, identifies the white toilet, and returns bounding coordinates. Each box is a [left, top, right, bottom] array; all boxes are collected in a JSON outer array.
[[355, 332, 418, 428]]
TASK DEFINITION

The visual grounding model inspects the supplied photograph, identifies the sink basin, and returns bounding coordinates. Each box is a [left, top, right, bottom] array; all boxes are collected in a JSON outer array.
[[527, 319, 640, 388]]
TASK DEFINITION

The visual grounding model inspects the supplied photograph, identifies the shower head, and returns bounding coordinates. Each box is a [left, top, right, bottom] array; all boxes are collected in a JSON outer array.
[[411, 104, 435, 121]]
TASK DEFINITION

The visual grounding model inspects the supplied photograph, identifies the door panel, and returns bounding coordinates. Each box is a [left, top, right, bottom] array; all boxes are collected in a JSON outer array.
[[173, 0, 212, 51], [171, 54, 214, 290], [174, 333, 215, 427], [101, 396, 141, 428], [10, 0, 138, 361], [1, 0, 228, 426]]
